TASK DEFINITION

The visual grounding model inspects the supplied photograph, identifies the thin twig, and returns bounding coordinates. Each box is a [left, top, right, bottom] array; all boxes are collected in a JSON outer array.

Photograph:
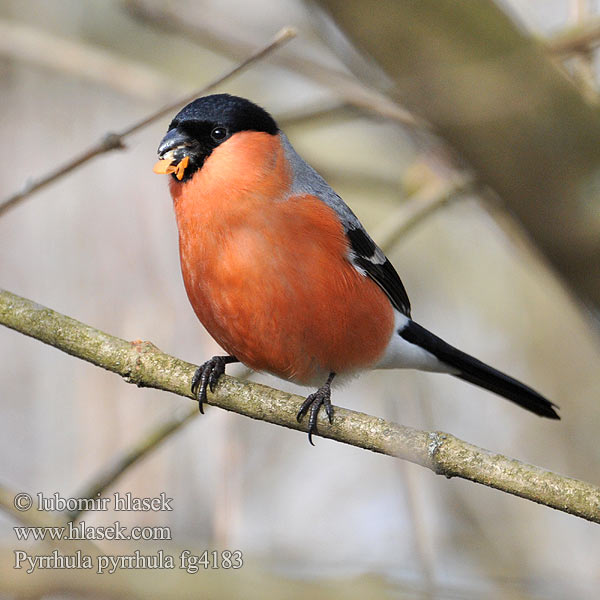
[[1, 288, 598, 524], [70, 365, 253, 519], [125, 0, 421, 127], [374, 176, 474, 250], [68, 407, 197, 521], [0, 27, 296, 217], [277, 100, 356, 129]]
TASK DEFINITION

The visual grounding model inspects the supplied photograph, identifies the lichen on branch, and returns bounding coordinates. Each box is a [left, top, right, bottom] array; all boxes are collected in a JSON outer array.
[[1, 288, 599, 524]]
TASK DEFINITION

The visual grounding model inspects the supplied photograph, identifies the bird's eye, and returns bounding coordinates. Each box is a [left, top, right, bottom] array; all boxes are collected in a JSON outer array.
[[211, 127, 227, 141]]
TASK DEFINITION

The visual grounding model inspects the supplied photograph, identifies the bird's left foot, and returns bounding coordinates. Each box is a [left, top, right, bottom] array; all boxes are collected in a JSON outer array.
[[296, 372, 336, 445], [191, 355, 238, 413]]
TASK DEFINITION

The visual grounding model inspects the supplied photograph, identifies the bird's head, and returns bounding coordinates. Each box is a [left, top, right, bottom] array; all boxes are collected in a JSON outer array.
[[153, 94, 278, 182]]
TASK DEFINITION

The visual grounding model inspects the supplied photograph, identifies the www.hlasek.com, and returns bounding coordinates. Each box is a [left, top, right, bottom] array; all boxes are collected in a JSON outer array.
[[12, 492, 243, 574], [14, 520, 171, 541]]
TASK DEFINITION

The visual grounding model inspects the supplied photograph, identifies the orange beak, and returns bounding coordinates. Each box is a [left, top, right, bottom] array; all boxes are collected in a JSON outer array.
[[152, 156, 189, 180]]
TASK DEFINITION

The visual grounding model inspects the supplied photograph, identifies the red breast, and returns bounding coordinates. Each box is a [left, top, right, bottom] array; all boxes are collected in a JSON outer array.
[[169, 131, 395, 384]]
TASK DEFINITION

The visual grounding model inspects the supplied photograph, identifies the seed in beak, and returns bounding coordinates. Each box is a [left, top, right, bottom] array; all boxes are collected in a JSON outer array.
[[153, 155, 190, 180]]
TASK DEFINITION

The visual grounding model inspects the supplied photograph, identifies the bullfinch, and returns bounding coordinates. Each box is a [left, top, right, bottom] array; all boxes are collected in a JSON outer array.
[[153, 94, 559, 444]]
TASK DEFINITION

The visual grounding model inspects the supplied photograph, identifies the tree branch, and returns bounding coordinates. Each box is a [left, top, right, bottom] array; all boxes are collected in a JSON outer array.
[[373, 175, 473, 249], [125, 0, 420, 128], [547, 16, 600, 57], [0, 19, 187, 101], [64, 179, 464, 513], [315, 0, 600, 311], [67, 407, 198, 521], [0, 27, 296, 217], [1, 288, 598, 524]]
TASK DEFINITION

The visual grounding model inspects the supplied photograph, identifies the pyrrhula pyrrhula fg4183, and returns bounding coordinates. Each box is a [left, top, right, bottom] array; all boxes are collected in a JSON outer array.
[[154, 94, 559, 443]]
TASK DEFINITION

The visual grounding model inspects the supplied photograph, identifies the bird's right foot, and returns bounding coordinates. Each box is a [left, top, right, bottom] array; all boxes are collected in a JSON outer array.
[[296, 372, 336, 445], [191, 355, 238, 413]]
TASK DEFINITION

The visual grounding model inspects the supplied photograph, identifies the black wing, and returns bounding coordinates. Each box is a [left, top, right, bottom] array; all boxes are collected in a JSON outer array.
[[346, 227, 411, 317]]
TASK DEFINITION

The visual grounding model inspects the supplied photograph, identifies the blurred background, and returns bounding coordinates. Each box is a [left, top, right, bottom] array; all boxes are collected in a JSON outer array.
[[1, 0, 599, 598]]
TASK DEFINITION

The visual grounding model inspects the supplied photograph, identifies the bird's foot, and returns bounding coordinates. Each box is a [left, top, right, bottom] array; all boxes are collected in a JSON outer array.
[[191, 355, 238, 413], [296, 372, 336, 445]]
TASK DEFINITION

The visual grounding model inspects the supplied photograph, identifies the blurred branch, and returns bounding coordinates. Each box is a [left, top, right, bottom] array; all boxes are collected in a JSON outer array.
[[549, 1, 598, 102], [0, 26, 296, 217], [68, 408, 197, 521], [124, 0, 421, 127], [70, 362, 252, 521], [547, 15, 600, 57], [1, 289, 599, 524], [374, 175, 473, 249], [316, 0, 600, 312], [0, 19, 187, 100], [278, 100, 357, 129]]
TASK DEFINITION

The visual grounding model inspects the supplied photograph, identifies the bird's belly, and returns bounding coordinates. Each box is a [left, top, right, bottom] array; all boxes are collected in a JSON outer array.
[[177, 197, 395, 385]]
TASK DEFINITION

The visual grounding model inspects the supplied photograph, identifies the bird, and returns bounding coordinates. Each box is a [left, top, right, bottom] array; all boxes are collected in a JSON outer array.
[[153, 93, 559, 444]]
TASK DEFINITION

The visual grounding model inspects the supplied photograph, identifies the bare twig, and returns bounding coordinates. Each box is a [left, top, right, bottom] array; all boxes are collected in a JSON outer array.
[[68, 407, 197, 521], [70, 363, 253, 519], [125, 0, 420, 127], [277, 100, 356, 129], [374, 175, 474, 249], [0, 27, 296, 217], [1, 288, 598, 524]]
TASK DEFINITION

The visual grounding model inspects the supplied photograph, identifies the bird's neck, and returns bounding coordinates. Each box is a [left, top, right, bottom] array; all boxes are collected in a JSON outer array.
[[169, 131, 293, 264]]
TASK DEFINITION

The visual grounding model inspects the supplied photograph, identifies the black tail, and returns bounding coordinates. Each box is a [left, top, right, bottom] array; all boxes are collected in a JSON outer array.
[[400, 321, 560, 419]]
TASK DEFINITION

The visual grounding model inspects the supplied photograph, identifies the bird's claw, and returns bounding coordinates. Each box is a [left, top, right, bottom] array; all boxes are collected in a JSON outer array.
[[296, 379, 334, 446], [191, 355, 232, 413]]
